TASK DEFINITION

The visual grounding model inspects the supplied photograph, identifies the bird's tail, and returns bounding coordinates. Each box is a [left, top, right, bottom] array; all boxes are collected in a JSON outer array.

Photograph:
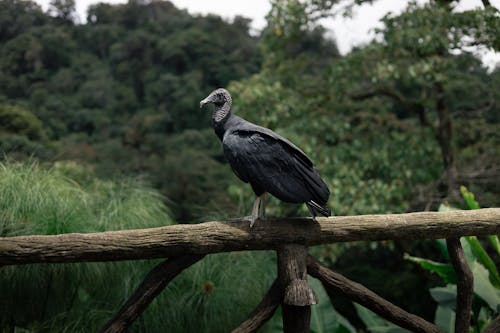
[[307, 200, 331, 217]]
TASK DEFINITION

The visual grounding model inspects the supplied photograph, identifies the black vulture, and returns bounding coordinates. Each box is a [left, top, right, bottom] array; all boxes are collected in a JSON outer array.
[[200, 88, 330, 226]]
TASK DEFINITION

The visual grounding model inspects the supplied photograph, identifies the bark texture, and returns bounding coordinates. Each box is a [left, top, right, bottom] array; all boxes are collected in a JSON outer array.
[[307, 255, 443, 333], [1, 209, 499, 265], [446, 238, 473, 333], [278, 244, 316, 333]]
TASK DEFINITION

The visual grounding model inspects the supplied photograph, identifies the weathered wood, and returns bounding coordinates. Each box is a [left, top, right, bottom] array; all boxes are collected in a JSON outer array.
[[101, 255, 204, 333], [231, 279, 281, 333], [277, 244, 317, 306], [446, 238, 473, 333], [1, 209, 499, 265], [281, 305, 312, 333], [277, 244, 316, 333], [307, 255, 443, 333]]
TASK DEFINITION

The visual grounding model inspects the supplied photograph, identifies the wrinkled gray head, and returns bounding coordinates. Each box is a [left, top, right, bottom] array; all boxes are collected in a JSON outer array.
[[200, 88, 232, 108]]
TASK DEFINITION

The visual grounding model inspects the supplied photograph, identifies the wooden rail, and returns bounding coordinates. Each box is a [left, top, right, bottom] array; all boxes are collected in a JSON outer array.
[[1, 208, 499, 265], [1, 208, 500, 333]]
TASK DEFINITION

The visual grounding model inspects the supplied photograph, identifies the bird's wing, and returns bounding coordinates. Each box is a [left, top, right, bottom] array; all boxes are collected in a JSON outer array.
[[222, 129, 329, 204], [232, 122, 313, 167]]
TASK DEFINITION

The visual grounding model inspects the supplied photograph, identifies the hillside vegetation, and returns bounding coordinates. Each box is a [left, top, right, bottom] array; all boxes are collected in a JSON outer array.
[[0, 0, 499, 331]]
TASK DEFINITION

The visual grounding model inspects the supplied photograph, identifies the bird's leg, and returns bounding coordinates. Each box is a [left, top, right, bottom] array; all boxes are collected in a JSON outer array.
[[249, 194, 266, 228], [249, 195, 261, 227], [258, 193, 266, 220], [306, 204, 318, 222]]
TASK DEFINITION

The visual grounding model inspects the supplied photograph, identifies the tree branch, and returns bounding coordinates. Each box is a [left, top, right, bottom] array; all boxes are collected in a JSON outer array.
[[1, 209, 499, 265], [231, 280, 282, 333], [307, 255, 443, 333], [349, 86, 406, 103], [481, 0, 491, 8], [349, 87, 437, 133], [101, 255, 204, 333], [446, 238, 473, 333]]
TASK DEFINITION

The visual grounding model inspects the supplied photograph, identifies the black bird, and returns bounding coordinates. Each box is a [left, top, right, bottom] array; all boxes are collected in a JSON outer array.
[[200, 88, 330, 226]]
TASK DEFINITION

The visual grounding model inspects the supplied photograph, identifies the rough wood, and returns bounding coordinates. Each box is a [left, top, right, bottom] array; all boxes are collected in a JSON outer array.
[[278, 244, 316, 333], [1, 209, 499, 265], [231, 279, 281, 333], [446, 238, 473, 333], [281, 305, 312, 333], [101, 255, 204, 333], [481, 0, 491, 8], [277, 244, 317, 306], [307, 255, 443, 333]]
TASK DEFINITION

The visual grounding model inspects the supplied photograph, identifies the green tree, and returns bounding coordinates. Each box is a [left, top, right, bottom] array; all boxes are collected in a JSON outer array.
[[0, 0, 47, 42], [331, 1, 499, 202], [0, 104, 48, 141]]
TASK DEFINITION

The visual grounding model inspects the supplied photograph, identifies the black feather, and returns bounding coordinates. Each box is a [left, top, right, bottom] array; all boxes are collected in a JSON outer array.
[[203, 88, 331, 219]]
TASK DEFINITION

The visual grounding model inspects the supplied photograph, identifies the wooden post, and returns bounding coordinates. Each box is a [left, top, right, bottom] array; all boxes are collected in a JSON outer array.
[[446, 238, 473, 333], [277, 244, 317, 333]]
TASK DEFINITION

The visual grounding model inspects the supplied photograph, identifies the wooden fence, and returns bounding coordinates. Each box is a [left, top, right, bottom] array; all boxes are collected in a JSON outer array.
[[1, 208, 500, 333]]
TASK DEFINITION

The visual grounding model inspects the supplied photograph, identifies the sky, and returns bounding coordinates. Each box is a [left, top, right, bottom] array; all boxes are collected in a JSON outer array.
[[35, 0, 499, 68]]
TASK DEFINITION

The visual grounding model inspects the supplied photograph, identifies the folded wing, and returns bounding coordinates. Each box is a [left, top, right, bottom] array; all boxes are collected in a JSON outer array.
[[222, 127, 330, 206]]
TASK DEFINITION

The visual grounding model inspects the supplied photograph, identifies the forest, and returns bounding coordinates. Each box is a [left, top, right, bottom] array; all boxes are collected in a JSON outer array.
[[0, 0, 499, 332]]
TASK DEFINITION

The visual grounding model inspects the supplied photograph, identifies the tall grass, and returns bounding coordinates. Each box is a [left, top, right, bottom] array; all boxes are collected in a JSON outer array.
[[0, 162, 277, 332]]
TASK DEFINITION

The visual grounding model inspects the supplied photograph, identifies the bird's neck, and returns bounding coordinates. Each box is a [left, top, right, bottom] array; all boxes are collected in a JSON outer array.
[[212, 102, 231, 123], [212, 102, 232, 140]]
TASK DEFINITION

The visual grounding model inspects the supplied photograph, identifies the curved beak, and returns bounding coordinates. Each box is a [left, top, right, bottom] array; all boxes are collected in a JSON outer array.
[[200, 97, 211, 109]]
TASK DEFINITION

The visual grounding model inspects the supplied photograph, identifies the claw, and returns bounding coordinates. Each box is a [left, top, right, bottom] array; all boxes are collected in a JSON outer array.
[[249, 216, 258, 228]]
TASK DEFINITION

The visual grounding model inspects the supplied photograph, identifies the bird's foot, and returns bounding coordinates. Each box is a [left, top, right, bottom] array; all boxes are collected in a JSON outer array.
[[246, 194, 266, 228], [242, 215, 265, 228], [249, 215, 258, 228]]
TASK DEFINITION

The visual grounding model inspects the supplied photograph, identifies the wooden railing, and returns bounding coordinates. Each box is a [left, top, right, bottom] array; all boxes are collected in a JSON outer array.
[[1, 208, 500, 333]]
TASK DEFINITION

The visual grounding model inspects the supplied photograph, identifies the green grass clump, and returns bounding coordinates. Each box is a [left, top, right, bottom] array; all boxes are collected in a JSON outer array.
[[0, 161, 173, 236], [0, 162, 277, 332]]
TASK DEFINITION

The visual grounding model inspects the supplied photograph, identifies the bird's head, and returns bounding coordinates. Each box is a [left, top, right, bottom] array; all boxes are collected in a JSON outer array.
[[200, 88, 232, 109]]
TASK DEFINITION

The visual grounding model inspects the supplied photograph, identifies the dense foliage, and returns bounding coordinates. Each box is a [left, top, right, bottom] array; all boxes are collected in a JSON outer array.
[[0, 0, 499, 331], [0, 0, 261, 221]]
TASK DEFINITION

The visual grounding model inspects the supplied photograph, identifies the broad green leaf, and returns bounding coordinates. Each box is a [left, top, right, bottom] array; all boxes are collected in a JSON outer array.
[[472, 262, 500, 311], [434, 306, 455, 333], [438, 203, 459, 212], [429, 285, 456, 309], [460, 238, 475, 264], [466, 236, 500, 288], [404, 253, 456, 283], [437, 235, 473, 263], [475, 307, 492, 333], [309, 277, 356, 333]]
